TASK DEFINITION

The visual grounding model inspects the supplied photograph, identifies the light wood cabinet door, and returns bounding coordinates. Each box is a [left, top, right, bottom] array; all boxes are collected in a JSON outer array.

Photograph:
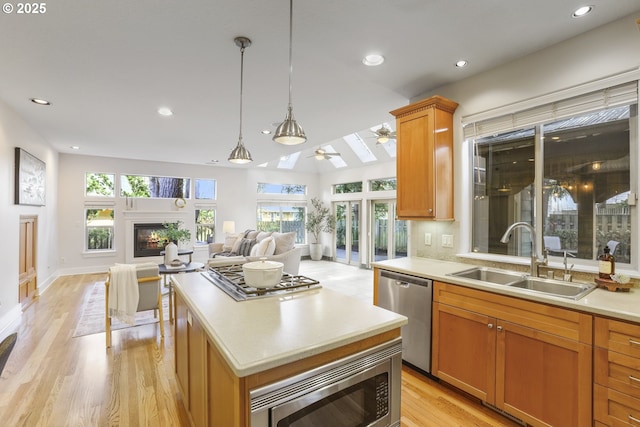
[[432, 301, 496, 403], [496, 320, 592, 427], [188, 312, 207, 427], [390, 96, 458, 220], [174, 291, 189, 406]]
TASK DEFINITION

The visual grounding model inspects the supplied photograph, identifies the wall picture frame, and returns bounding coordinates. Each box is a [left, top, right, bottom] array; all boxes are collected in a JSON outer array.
[[15, 147, 46, 206]]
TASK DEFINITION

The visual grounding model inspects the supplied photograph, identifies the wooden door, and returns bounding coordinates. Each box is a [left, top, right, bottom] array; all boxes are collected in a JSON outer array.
[[432, 301, 496, 403], [496, 320, 592, 427], [188, 311, 207, 427], [19, 216, 37, 307]]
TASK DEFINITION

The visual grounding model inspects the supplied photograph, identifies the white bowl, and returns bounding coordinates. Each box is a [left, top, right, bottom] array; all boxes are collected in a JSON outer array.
[[243, 259, 284, 288]]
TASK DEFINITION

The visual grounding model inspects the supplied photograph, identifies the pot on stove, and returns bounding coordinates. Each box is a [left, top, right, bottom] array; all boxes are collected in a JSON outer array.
[[242, 258, 284, 288]]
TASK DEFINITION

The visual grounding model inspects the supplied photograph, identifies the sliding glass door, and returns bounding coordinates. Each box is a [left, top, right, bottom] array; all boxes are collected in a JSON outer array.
[[371, 200, 407, 262], [335, 201, 360, 266]]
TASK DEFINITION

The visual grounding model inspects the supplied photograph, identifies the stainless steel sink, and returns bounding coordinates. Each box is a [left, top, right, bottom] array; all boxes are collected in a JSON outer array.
[[507, 277, 596, 300], [448, 267, 525, 285]]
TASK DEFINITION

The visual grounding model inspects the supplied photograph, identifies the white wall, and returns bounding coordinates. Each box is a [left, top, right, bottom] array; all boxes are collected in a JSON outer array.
[[407, 13, 640, 265], [0, 99, 59, 333]]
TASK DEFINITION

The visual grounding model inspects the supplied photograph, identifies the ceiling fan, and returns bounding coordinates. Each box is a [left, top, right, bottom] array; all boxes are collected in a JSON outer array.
[[308, 148, 341, 160], [370, 126, 396, 144]]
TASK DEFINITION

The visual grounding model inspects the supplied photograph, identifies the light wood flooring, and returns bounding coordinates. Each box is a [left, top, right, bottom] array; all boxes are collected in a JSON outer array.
[[0, 261, 520, 427]]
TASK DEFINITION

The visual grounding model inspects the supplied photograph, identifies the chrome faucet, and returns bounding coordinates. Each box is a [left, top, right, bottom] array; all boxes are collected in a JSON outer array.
[[500, 222, 548, 277], [563, 250, 575, 281]]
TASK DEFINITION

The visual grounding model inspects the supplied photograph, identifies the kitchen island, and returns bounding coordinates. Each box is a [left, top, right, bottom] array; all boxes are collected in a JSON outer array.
[[172, 271, 407, 427]]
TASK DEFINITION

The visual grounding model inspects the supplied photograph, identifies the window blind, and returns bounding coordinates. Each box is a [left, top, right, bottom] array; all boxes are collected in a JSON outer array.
[[463, 80, 638, 140]]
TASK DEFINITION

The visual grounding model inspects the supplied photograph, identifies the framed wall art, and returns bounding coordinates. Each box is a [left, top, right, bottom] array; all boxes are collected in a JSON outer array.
[[15, 147, 46, 206]]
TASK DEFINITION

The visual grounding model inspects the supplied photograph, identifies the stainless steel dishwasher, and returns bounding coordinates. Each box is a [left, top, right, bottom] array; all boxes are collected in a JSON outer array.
[[377, 269, 433, 373]]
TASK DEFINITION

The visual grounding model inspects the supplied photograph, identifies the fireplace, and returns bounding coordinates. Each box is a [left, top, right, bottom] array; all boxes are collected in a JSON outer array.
[[133, 223, 169, 258]]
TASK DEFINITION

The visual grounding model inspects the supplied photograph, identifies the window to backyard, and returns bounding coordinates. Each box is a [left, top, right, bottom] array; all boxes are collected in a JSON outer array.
[[256, 204, 306, 244], [469, 82, 637, 265], [86, 208, 114, 251]]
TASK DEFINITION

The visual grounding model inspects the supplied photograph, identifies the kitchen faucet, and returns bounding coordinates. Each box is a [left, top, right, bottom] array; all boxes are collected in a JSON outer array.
[[500, 222, 548, 277], [563, 250, 576, 281]]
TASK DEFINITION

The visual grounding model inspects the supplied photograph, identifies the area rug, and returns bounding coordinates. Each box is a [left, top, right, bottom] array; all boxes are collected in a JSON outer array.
[[73, 281, 169, 338]]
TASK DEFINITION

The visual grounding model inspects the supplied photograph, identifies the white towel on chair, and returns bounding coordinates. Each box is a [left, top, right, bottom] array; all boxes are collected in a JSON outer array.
[[108, 264, 139, 325]]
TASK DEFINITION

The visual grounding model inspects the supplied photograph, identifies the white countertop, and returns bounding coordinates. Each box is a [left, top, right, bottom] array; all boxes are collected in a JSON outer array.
[[372, 257, 640, 324], [172, 272, 408, 377]]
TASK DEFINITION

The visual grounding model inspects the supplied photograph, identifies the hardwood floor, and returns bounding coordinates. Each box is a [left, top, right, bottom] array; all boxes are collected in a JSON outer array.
[[0, 263, 521, 427]]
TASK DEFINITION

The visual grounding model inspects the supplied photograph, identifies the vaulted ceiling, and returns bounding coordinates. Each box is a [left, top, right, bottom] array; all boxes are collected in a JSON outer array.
[[1, 0, 638, 173]]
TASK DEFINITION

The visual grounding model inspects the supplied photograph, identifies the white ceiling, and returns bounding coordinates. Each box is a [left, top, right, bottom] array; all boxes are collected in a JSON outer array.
[[1, 0, 639, 172]]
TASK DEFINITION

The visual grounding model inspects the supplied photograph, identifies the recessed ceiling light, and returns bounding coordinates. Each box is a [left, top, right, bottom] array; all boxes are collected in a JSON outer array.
[[157, 107, 173, 116], [455, 60, 468, 68], [70, 146, 80, 150], [572, 6, 593, 18], [30, 98, 51, 106], [261, 129, 271, 135], [362, 54, 384, 66]]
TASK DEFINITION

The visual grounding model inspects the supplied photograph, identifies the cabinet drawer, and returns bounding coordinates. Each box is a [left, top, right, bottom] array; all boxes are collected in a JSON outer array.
[[595, 347, 640, 399], [434, 281, 592, 343], [595, 317, 640, 358], [594, 384, 640, 427]]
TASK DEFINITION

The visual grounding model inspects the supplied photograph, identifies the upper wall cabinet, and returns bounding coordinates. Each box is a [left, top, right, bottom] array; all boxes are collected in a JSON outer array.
[[391, 96, 458, 220]]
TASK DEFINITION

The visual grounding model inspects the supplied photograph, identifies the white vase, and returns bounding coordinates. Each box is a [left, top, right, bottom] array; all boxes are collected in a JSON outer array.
[[164, 241, 178, 265], [309, 243, 323, 261]]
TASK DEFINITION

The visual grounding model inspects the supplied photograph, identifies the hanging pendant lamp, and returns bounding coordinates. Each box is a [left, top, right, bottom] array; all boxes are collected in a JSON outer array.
[[228, 36, 253, 164], [273, 0, 306, 145]]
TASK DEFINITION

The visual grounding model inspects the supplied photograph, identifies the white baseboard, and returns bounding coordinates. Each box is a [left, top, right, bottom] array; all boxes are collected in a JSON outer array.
[[0, 304, 21, 340]]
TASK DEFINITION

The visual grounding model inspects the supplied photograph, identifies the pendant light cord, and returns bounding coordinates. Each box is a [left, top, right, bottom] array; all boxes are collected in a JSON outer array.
[[287, 0, 294, 110], [238, 44, 246, 144]]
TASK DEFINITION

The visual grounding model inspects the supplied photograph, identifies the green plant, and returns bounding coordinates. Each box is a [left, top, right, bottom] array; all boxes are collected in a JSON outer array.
[[305, 198, 336, 244], [160, 221, 191, 244]]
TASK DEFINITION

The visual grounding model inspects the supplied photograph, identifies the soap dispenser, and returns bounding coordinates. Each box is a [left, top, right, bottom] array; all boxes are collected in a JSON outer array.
[[598, 246, 615, 280]]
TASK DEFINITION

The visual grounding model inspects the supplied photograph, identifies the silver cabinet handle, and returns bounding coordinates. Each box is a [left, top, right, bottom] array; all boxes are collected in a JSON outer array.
[[488, 323, 493, 329], [629, 375, 640, 384], [497, 325, 503, 332], [629, 414, 640, 425], [630, 339, 640, 346], [396, 281, 410, 288]]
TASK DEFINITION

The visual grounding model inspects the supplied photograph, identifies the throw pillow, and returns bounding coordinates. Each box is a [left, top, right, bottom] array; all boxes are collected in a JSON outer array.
[[231, 235, 244, 254], [223, 233, 240, 252], [245, 230, 259, 240], [255, 231, 273, 242], [249, 243, 260, 257], [272, 231, 296, 255], [238, 238, 257, 256], [264, 237, 277, 256], [253, 236, 274, 256]]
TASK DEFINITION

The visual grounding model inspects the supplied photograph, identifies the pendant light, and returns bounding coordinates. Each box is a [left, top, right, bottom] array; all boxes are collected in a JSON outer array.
[[273, 0, 306, 145], [228, 36, 253, 164]]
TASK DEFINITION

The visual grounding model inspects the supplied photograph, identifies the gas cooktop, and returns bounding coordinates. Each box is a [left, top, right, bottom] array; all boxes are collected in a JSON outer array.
[[202, 264, 321, 301]]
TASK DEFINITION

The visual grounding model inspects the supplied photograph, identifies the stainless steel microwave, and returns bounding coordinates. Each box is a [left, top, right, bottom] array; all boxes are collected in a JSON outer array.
[[250, 338, 402, 427]]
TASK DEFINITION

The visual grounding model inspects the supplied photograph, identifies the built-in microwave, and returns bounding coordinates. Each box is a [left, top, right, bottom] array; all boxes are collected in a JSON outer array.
[[250, 337, 402, 427]]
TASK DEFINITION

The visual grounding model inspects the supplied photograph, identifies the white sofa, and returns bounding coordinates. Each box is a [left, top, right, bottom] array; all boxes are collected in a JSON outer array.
[[207, 230, 302, 275]]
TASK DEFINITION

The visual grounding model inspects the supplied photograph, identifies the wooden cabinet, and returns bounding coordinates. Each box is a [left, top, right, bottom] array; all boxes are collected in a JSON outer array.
[[390, 95, 458, 220], [174, 291, 208, 427], [432, 281, 593, 427], [594, 317, 640, 426]]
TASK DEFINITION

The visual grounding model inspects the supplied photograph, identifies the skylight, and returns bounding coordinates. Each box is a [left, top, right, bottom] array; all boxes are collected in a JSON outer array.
[[343, 133, 377, 163], [277, 152, 301, 169], [324, 144, 347, 168]]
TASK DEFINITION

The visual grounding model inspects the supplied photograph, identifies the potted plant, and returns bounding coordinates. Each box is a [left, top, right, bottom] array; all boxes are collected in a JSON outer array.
[[305, 198, 336, 261], [160, 221, 192, 247]]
